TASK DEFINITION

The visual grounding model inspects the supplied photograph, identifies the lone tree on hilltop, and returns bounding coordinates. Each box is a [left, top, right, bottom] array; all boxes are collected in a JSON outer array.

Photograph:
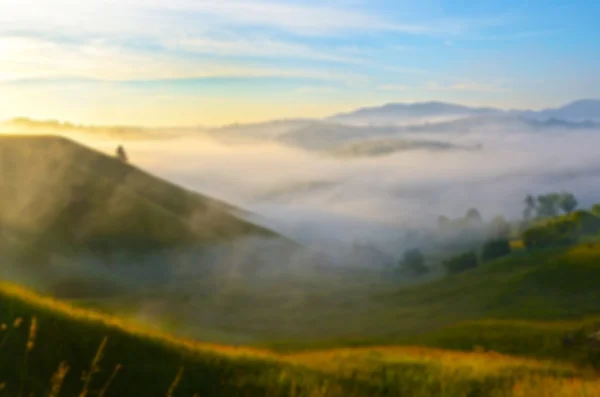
[[116, 145, 128, 163]]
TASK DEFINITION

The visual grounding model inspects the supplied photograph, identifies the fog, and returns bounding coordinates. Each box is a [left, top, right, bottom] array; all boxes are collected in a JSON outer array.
[[4, 116, 600, 342], [6, 115, 600, 264], [76, 121, 600, 254]]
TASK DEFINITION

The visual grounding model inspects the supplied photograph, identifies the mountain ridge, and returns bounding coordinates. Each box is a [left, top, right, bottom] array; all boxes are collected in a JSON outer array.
[[329, 99, 600, 125]]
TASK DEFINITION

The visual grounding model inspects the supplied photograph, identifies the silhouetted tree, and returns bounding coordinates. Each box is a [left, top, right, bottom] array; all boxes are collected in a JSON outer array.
[[465, 208, 483, 225], [401, 248, 428, 275], [489, 215, 510, 239], [443, 251, 478, 274], [481, 239, 511, 262], [536, 193, 561, 218], [116, 145, 128, 163], [559, 192, 578, 214], [437, 215, 450, 229], [523, 194, 536, 223]]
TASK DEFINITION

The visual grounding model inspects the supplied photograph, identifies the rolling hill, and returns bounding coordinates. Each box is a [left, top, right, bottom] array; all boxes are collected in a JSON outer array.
[[75, 231, 600, 354], [2, 136, 600, 395], [0, 135, 291, 296]]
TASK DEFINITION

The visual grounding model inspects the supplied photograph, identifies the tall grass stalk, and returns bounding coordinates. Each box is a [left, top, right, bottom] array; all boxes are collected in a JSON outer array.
[[48, 362, 69, 397], [79, 336, 108, 397], [166, 366, 184, 397]]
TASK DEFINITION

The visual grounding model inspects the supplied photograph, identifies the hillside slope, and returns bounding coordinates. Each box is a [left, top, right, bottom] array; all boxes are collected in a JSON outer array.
[[0, 135, 287, 294], [78, 237, 600, 351]]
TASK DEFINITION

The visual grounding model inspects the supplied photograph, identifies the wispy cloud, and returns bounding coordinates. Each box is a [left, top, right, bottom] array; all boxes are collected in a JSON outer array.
[[378, 84, 410, 92], [0, 0, 595, 124], [0, 0, 420, 38], [0, 36, 367, 83], [0, 0, 510, 41], [461, 30, 558, 42], [293, 86, 340, 95], [425, 81, 501, 93], [162, 35, 362, 63]]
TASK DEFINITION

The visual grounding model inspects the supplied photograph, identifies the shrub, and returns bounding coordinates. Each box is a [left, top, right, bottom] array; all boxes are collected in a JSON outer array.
[[522, 222, 576, 250], [401, 248, 428, 275], [443, 251, 478, 275], [572, 210, 600, 235], [522, 211, 600, 250], [481, 239, 511, 262]]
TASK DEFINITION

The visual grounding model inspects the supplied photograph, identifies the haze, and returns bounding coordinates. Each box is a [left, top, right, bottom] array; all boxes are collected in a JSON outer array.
[[6, 109, 599, 261]]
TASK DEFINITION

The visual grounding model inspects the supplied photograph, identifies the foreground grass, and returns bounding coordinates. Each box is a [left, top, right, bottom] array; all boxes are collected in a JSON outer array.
[[1, 282, 600, 396]]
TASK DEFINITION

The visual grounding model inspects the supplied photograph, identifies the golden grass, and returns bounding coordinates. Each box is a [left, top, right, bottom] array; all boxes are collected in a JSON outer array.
[[509, 376, 600, 397], [3, 280, 600, 396], [289, 346, 577, 376], [0, 282, 278, 361]]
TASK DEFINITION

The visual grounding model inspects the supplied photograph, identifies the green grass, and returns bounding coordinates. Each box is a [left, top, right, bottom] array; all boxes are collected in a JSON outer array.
[[0, 135, 292, 297], [0, 135, 278, 258], [5, 135, 600, 395], [245, 241, 600, 360], [71, 240, 600, 351]]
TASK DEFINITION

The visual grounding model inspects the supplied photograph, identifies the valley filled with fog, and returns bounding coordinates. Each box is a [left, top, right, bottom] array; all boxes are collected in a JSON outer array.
[[61, 100, 600, 261], [4, 100, 600, 342]]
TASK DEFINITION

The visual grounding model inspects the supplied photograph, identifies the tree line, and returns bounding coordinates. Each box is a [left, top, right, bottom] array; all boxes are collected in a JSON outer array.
[[400, 191, 583, 277]]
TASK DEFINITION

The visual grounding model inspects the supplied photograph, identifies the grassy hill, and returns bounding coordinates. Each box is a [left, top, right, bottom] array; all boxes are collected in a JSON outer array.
[[4, 135, 600, 395], [1, 281, 600, 397], [76, 235, 600, 356], [0, 135, 284, 295]]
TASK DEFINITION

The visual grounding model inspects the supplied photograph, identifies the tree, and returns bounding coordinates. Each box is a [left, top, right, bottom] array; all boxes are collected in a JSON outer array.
[[437, 215, 450, 229], [401, 248, 428, 275], [489, 215, 510, 239], [481, 239, 511, 262], [443, 251, 478, 274], [116, 145, 128, 163], [522, 219, 578, 249], [559, 192, 578, 214], [523, 195, 536, 222], [536, 194, 561, 218], [465, 208, 483, 225]]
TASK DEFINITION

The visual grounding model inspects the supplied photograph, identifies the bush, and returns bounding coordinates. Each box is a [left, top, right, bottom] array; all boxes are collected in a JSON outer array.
[[443, 251, 478, 275], [522, 210, 600, 250], [572, 210, 600, 235], [401, 248, 428, 275], [522, 222, 576, 250], [481, 239, 511, 262]]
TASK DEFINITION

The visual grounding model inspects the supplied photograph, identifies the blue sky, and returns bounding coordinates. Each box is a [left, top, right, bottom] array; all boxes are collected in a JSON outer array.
[[0, 0, 599, 125]]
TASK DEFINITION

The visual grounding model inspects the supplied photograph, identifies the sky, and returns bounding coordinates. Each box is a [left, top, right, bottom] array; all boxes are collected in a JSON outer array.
[[1, 0, 599, 126]]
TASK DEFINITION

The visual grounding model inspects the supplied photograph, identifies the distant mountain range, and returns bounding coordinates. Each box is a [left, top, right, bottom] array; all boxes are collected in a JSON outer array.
[[329, 101, 501, 126], [3, 99, 600, 160], [329, 99, 600, 126]]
